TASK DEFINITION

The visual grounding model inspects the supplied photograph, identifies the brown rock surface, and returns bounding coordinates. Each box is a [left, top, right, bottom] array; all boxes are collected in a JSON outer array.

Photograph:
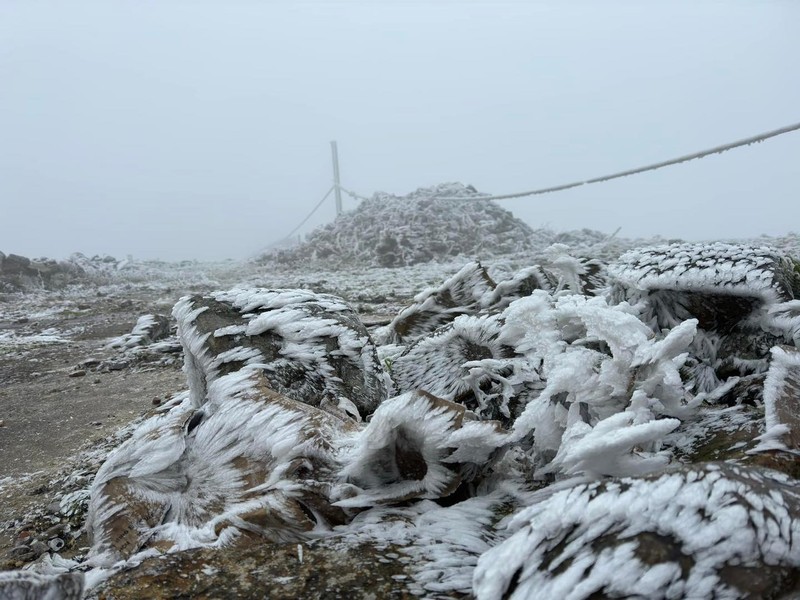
[[90, 541, 418, 600]]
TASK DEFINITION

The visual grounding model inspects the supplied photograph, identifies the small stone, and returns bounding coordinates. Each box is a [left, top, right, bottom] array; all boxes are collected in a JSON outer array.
[[30, 484, 49, 496], [90, 421, 102, 427], [93, 379, 101, 384], [9, 545, 32, 558], [29, 540, 49, 557], [68, 370, 86, 378], [152, 397, 162, 406], [14, 317, 29, 324], [16, 530, 33, 542], [44, 523, 67, 538], [0, 419, 5, 427], [79, 358, 101, 368]]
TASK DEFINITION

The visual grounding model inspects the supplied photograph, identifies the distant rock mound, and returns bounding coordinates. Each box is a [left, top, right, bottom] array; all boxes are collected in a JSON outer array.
[[261, 183, 541, 268], [0, 251, 86, 292], [0, 252, 145, 292]]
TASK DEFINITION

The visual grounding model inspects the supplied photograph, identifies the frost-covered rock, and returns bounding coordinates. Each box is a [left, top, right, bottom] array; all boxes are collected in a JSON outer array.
[[85, 381, 506, 566], [385, 288, 699, 479], [376, 261, 496, 344], [377, 251, 611, 346], [174, 288, 389, 421], [391, 314, 517, 424], [84, 288, 510, 572], [609, 242, 798, 304], [90, 491, 514, 600], [339, 391, 506, 507], [474, 462, 800, 600], [609, 242, 800, 394], [87, 372, 361, 565], [0, 570, 84, 600], [107, 314, 171, 350]]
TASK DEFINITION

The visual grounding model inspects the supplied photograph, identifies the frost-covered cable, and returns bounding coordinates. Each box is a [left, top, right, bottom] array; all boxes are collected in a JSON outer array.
[[283, 185, 336, 240], [436, 120, 800, 201]]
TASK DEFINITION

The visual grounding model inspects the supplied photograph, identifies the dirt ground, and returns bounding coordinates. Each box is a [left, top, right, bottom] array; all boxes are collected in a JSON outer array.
[[0, 288, 192, 565]]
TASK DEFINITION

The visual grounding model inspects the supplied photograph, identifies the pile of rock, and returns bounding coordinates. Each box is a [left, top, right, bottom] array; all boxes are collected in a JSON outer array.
[[261, 183, 545, 268], [0, 252, 86, 292]]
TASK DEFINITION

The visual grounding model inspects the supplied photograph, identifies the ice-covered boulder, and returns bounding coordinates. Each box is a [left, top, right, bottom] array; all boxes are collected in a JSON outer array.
[[174, 288, 389, 421], [609, 242, 800, 394], [391, 314, 516, 424], [85, 288, 510, 568], [608, 242, 798, 306], [87, 371, 362, 564], [86, 380, 505, 567], [377, 261, 496, 345], [474, 462, 800, 600]]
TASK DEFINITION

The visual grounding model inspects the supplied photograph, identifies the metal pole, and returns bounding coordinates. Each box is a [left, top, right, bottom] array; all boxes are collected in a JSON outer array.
[[330, 141, 343, 216]]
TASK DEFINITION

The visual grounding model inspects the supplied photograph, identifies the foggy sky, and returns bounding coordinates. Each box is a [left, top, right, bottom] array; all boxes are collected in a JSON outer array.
[[1, 0, 798, 261]]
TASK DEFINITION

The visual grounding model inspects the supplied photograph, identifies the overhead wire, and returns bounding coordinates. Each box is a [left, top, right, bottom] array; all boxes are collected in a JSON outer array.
[[282, 185, 336, 240], [430, 120, 800, 201]]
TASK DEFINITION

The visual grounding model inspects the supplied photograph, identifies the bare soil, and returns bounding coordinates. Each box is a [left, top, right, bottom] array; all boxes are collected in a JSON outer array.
[[0, 289, 189, 565]]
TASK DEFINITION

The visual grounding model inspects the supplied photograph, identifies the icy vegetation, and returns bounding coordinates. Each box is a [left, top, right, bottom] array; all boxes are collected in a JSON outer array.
[[5, 235, 800, 599]]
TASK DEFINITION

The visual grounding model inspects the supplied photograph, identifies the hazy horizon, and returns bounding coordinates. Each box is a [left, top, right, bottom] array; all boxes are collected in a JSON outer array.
[[2, 1, 798, 261]]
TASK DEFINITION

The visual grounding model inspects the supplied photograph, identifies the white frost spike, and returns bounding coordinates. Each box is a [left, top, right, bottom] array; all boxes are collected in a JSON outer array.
[[540, 412, 680, 478], [756, 345, 800, 451], [766, 300, 800, 346], [631, 319, 699, 418], [474, 463, 800, 600]]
